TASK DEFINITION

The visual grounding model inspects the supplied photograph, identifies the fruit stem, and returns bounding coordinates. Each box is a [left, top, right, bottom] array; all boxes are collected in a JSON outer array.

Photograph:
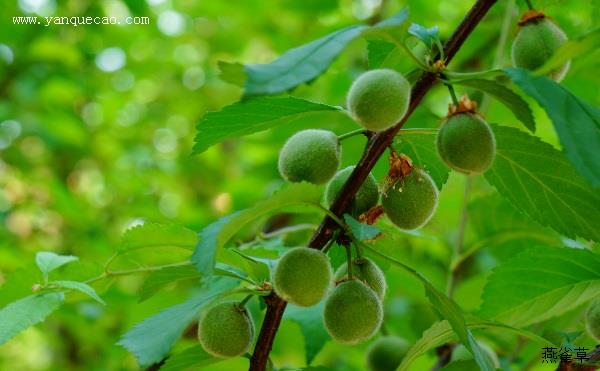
[[338, 129, 366, 142], [321, 232, 338, 254], [444, 81, 460, 106], [239, 294, 254, 307], [524, 0, 533, 10], [345, 245, 354, 280]]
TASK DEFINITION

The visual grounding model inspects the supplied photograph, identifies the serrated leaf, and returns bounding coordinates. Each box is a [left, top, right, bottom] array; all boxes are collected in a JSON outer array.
[[160, 346, 219, 371], [191, 183, 323, 278], [192, 96, 341, 155], [485, 125, 600, 241], [241, 10, 408, 97], [35, 252, 78, 280], [479, 246, 600, 327], [408, 23, 440, 49], [120, 223, 197, 252], [118, 277, 238, 367], [51, 280, 105, 305], [0, 292, 64, 345], [285, 302, 330, 365], [504, 68, 600, 186], [453, 78, 535, 132], [394, 130, 449, 190], [138, 265, 201, 302], [344, 214, 381, 241], [397, 319, 554, 370], [537, 29, 600, 76]]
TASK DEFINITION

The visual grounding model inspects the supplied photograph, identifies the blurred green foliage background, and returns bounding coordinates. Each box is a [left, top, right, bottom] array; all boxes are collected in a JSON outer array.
[[0, 0, 599, 370]]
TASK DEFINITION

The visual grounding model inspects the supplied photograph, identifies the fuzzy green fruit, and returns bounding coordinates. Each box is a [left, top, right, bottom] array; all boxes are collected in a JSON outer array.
[[325, 166, 379, 216], [347, 69, 411, 131], [324, 280, 383, 344], [334, 257, 386, 300], [436, 113, 496, 174], [382, 168, 438, 230], [453, 341, 500, 368], [512, 17, 569, 81], [585, 298, 600, 341], [198, 302, 254, 358], [366, 336, 410, 371], [278, 129, 341, 184], [272, 247, 332, 307]]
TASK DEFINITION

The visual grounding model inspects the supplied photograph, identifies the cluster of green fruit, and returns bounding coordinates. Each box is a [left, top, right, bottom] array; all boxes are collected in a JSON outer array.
[[195, 10, 574, 365]]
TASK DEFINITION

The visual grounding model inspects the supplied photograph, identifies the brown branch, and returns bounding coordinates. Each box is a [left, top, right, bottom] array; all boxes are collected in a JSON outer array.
[[249, 1, 498, 370]]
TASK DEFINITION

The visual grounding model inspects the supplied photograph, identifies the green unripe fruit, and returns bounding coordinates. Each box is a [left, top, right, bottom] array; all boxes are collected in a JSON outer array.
[[511, 16, 569, 81], [325, 166, 379, 216], [272, 247, 333, 307], [585, 298, 600, 341], [278, 129, 341, 184], [323, 280, 383, 344], [453, 341, 500, 368], [347, 69, 411, 131], [198, 302, 255, 358], [436, 113, 496, 174], [366, 336, 410, 371], [382, 168, 438, 230], [334, 257, 387, 300]]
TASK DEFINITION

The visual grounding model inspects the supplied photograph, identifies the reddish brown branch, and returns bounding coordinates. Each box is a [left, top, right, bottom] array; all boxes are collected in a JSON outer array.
[[249, 1, 498, 369]]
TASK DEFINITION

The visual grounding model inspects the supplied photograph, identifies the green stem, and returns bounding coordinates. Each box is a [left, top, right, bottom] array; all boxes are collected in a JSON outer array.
[[321, 232, 338, 254], [239, 294, 254, 307], [338, 129, 366, 142], [84, 261, 192, 285], [401, 42, 431, 71], [345, 245, 354, 280], [238, 224, 317, 249], [445, 82, 460, 106]]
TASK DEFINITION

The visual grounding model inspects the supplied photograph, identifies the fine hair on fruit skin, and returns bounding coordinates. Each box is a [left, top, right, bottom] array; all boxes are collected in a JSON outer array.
[[323, 280, 383, 344], [366, 336, 410, 371], [278, 129, 341, 184], [197, 301, 255, 358], [325, 166, 379, 216], [436, 112, 496, 175], [272, 247, 333, 307], [347, 69, 411, 132], [585, 298, 600, 342], [511, 12, 569, 81], [382, 168, 439, 230], [334, 257, 387, 300]]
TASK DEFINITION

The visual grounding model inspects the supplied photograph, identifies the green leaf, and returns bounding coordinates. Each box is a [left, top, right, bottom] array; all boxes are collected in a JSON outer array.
[[0, 292, 64, 345], [160, 346, 220, 371], [397, 319, 554, 370], [479, 246, 600, 327], [218, 61, 246, 87], [285, 302, 330, 365], [191, 183, 323, 278], [408, 23, 440, 49], [241, 10, 408, 97], [120, 223, 197, 252], [138, 265, 201, 302], [359, 243, 494, 371], [394, 129, 449, 190], [343, 214, 381, 241], [537, 29, 600, 76], [35, 252, 78, 280], [51, 280, 105, 305], [504, 68, 600, 186], [440, 360, 479, 371], [453, 78, 535, 132], [485, 125, 600, 241], [367, 40, 400, 69], [118, 277, 237, 367], [192, 96, 341, 155]]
